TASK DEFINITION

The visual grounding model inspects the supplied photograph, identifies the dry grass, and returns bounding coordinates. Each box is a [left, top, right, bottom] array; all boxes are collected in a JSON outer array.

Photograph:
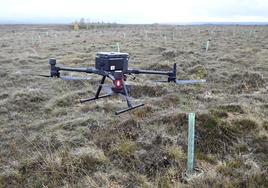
[[0, 24, 267, 187]]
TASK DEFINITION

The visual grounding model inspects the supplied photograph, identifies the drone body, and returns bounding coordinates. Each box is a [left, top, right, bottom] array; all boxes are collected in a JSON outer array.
[[43, 52, 205, 115]]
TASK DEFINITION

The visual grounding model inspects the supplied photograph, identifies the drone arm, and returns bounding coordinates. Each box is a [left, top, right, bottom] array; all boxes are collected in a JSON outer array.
[[127, 69, 171, 76], [58, 67, 98, 74], [48, 58, 101, 77], [127, 63, 177, 81]]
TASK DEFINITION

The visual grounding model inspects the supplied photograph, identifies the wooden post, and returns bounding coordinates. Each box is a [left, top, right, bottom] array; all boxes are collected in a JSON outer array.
[[187, 112, 195, 175]]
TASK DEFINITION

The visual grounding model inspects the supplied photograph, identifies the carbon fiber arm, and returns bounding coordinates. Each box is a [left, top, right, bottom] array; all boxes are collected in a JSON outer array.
[[58, 67, 98, 74], [127, 69, 171, 76], [127, 63, 177, 82], [49, 58, 102, 77]]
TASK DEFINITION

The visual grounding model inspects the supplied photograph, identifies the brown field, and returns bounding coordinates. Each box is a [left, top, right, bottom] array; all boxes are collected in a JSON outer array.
[[0, 24, 267, 187]]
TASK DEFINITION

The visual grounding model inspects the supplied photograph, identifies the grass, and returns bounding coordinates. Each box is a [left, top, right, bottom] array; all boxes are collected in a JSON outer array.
[[233, 118, 259, 133], [1, 24, 267, 187], [262, 121, 268, 131], [195, 113, 241, 156], [109, 140, 137, 158]]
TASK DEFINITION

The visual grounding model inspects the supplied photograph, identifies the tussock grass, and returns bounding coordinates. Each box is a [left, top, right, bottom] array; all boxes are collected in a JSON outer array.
[[195, 113, 239, 155], [145, 61, 173, 71], [233, 118, 259, 133], [231, 72, 265, 93], [9, 89, 47, 112], [1, 25, 268, 187], [128, 84, 167, 98], [187, 64, 208, 79], [161, 48, 178, 59], [262, 121, 268, 131], [1, 133, 108, 187]]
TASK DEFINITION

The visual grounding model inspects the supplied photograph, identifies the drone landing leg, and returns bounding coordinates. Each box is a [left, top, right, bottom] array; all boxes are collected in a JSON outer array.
[[80, 76, 111, 103], [115, 81, 144, 115]]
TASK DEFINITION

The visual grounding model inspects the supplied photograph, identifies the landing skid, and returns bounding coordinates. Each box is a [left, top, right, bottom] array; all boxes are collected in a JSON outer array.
[[115, 103, 144, 115], [80, 76, 144, 115]]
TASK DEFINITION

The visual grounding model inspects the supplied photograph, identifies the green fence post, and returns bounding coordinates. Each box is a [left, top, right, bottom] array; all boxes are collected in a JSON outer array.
[[187, 112, 195, 175], [116, 42, 120, 52]]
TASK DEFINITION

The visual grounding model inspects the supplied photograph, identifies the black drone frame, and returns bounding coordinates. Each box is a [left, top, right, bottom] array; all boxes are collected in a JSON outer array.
[[45, 58, 205, 115]]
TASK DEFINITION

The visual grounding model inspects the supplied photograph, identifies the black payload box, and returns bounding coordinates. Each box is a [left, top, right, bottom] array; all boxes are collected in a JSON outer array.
[[95, 52, 129, 72]]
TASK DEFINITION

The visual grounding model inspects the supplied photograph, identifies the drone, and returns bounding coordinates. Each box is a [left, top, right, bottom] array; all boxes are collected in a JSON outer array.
[[40, 52, 206, 115]]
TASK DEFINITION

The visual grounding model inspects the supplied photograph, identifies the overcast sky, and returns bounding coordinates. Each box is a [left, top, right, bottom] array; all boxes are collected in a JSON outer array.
[[1, 0, 268, 24]]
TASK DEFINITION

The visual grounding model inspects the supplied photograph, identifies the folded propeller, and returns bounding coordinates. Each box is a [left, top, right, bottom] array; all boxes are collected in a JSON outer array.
[[36, 74, 91, 81], [156, 79, 206, 85]]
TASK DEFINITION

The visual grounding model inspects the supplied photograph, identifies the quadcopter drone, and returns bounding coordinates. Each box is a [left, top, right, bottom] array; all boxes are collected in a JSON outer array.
[[40, 52, 206, 115]]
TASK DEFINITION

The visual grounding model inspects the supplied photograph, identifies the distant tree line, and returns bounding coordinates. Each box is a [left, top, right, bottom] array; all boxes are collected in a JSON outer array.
[[73, 18, 119, 30]]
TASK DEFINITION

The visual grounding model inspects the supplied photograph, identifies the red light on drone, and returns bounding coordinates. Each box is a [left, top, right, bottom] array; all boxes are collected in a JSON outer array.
[[114, 80, 122, 88]]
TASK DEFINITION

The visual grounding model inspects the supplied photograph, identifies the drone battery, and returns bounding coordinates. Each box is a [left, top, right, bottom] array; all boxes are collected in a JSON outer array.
[[95, 52, 129, 72]]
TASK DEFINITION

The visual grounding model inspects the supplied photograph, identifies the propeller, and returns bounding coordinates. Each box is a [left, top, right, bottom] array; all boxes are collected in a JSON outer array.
[[175, 79, 206, 85], [156, 79, 206, 85], [33, 74, 91, 81], [60, 76, 91, 81], [36, 74, 51, 78]]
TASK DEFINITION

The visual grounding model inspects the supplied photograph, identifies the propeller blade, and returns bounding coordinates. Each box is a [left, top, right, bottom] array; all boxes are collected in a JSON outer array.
[[35, 74, 51, 78], [155, 80, 169, 83], [103, 85, 114, 95], [60, 76, 91, 81], [175, 79, 206, 85]]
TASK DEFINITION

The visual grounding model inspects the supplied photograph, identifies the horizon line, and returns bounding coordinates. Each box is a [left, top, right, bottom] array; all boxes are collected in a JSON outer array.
[[0, 21, 268, 26]]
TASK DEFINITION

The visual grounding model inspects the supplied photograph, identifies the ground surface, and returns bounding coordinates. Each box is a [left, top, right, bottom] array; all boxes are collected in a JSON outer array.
[[0, 24, 267, 187]]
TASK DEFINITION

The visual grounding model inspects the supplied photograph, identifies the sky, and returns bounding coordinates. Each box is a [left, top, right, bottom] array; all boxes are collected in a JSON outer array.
[[0, 0, 268, 24]]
